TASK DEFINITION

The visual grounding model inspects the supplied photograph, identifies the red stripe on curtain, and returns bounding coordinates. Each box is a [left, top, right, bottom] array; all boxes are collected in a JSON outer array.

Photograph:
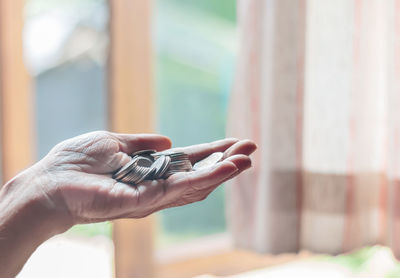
[[392, 0, 400, 256], [379, 137, 389, 243], [246, 0, 264, 241], [343, 0, 363, 252], [393, 181, 400, 255], [295, 0, 306, 252]]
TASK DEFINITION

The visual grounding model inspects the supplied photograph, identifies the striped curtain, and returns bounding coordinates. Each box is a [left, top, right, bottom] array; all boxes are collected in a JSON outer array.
[[227, 0, 400, 256]]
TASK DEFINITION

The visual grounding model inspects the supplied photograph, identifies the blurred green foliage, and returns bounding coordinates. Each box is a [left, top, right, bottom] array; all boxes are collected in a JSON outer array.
[[167, 0, 236, 22], [155, 0, 237, 246], [387, 266, 400, 278], [319, 246, 400, 276], [66, 222, 112, 238], [25, 0, 106, 17], [320, 247, 380, 271]]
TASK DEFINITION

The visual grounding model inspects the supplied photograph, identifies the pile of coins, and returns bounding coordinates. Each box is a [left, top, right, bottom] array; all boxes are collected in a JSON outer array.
[[112, 150, 192, 185], [113, 149, 225, 185]]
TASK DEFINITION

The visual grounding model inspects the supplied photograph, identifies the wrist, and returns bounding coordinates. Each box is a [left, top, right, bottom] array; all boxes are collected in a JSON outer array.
[[0, 167, 72, 277], [0, 165, 72, 241]]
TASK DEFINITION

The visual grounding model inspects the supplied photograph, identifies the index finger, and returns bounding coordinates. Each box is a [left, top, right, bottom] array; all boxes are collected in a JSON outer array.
[[170, 138, 239, 164], [113, 133, 172, 154]]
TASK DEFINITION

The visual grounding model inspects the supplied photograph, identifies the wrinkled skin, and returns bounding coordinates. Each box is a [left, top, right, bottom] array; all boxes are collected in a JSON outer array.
[[0, 131, 256, 278], [19, 131, 256, 226]]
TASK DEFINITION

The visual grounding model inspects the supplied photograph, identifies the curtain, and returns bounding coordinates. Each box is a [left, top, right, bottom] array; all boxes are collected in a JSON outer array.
[[227, 0, 400, 256]]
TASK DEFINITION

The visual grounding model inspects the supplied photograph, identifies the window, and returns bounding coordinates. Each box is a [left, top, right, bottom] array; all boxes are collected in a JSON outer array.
[[154, 0, 237, 247], [6, 0, 244, 277], [25, 0, 111, 238]]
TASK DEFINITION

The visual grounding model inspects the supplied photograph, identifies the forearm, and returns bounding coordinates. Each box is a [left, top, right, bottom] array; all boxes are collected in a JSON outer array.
[[0, 168, 71, 278]]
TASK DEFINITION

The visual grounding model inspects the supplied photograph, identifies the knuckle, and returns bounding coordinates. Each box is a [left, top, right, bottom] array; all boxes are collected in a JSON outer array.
[[92, 130, 112, 139]]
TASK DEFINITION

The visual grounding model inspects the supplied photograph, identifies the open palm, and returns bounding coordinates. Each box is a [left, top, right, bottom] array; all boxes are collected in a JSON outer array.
[[36, 131, 256, 225]]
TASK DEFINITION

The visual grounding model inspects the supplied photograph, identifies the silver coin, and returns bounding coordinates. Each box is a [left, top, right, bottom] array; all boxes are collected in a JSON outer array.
[[114, 150, 196, 184], [152, 150, 174, 156], [143, 167, 157, 181], [124, 166, 144, 184], [152, 151, 188, 160], [134, 166, 155, 184], [152, 155, 171, 179], [121, 165, 139, 183], [193, 152, 224, 171], [121, 171, 135, 184], [159, 155, 172, 178], [132, 149, 156, 157], [136, 156, 153, 167], [169, 163, 192, 171], [113, 157, 139, 180]]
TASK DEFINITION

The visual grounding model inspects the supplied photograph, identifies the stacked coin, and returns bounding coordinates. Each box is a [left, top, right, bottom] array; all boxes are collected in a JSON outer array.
[[112, 150, 192, 185], [151, 151, 192, 178]]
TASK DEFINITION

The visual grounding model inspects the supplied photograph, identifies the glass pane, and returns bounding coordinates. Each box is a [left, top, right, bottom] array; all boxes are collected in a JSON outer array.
[[155, 0, 237, 247], [25, 0, 110, 237]]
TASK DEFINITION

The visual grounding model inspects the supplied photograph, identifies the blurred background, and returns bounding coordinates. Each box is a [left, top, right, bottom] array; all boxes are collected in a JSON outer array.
[[25, 0, 236, 247], [16, 0, 238, 277], [2, 0, 400, 277]]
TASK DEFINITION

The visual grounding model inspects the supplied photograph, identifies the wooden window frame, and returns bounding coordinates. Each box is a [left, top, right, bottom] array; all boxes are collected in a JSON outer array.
[[108, 0, 155, 277], [0, 0, 33, 184]]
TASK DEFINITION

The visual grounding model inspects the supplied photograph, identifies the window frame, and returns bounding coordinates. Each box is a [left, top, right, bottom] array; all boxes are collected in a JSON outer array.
[[0, 0, 33, 184]]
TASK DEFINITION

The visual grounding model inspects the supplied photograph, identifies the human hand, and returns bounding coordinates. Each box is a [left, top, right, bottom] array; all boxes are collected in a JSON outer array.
[[0, 131, 256, 277], [20, 131, 256, 229]]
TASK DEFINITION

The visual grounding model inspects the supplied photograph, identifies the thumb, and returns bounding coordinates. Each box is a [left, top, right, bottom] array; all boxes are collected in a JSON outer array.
[[113, 133, 172, 154]]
